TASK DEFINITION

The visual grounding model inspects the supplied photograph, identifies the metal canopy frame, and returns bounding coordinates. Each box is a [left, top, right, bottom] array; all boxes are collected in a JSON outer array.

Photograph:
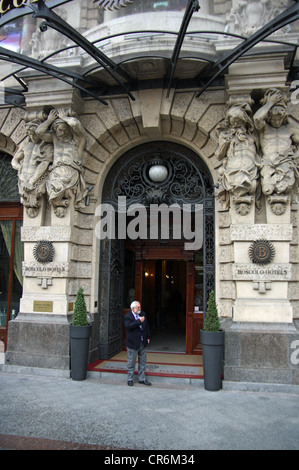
[[166, 0, 199, 97], [0, 45, 110, 104], [0, 0, 298, 107], [29, 0, 136, 100]]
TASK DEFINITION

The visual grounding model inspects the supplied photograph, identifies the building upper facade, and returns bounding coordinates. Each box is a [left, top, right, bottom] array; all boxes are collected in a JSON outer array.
[[1, 0, 299, 102]]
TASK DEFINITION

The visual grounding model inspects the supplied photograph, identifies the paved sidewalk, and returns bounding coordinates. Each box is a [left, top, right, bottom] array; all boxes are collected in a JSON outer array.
[[0, 370, 298, 451]]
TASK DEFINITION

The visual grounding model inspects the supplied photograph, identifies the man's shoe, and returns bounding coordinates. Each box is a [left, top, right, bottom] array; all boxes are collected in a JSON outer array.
[[139, 380, 152, 386], [128, 380, 133, 386]]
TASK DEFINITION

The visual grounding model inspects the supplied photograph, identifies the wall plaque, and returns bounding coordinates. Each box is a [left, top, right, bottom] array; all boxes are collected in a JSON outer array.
[[248, 239, 275, 265], [33, 241, 55, 263], [33, 301, 53, 312]]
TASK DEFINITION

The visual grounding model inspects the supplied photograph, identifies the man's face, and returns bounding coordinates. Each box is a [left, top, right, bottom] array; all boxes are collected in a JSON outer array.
[[269, 106, 286, 128], [56, 124, 72, 142], [133, 304, 141, 314], [27, 125, 40, 143]]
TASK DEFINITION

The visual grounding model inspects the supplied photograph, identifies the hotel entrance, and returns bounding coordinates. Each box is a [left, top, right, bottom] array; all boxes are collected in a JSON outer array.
[[99, 141, 215, 359], [124, 241, 205, 354]]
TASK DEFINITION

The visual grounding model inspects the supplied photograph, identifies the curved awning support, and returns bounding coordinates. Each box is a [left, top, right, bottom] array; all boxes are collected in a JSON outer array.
[[29, 0, 136, 100], [0, 45, 109, 104], [166, 0, 200, 97]]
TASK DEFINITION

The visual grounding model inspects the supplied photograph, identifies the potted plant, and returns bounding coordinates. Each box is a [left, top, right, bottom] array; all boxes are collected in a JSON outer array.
[[200, 290, 224, 391], [69, 287, 92, 381]]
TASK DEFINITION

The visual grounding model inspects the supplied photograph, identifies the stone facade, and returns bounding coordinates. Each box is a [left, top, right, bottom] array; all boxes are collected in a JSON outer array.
[[0, 0, 299, 385]]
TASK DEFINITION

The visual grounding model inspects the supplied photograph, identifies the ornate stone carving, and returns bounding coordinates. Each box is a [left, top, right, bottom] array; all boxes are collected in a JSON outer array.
[[36, 108, 88, 217], [11, 110, 54, 218], [94, 0, 134, 10], [215, 102, 260, 215], [12, 107, 88, 218], [253, 88, 299, 215], [225, 0, 293, 37], [29, 7, 68, 60]]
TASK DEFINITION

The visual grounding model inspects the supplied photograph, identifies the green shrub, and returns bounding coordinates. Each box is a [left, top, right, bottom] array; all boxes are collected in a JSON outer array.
[[203, 290, 220, 332], [72, 287, 88, 326]]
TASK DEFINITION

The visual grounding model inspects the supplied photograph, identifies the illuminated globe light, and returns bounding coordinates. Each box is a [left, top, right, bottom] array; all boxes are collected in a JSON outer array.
[[148, 162, 168, 183]]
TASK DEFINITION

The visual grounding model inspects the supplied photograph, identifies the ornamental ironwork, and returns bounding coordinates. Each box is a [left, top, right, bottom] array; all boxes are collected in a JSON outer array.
[[248, 239, 275, 265], [103, 142, 214, 208], [99, 142, 215, 359]]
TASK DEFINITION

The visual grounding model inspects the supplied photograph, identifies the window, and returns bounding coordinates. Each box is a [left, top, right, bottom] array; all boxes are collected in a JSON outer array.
[[0, 151, 23, 350]]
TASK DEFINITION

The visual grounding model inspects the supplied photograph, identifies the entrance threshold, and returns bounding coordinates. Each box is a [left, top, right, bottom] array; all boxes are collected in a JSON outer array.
[[88, 350, 203, 383]]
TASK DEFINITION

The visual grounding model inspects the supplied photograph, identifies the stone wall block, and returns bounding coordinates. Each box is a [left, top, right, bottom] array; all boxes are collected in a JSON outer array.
[[171, 92, 194, 121], [10, 120, 27, 145], [81, 114, 108, 141], [0, 109, 9, 129], [197, 104, 226, 136], [1, 108, 25, 138], [111, 97, 135, 127], [83, 153, 103, 174]]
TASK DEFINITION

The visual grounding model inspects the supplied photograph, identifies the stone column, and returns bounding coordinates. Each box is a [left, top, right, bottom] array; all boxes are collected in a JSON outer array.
[[220, 56, 299, 385], [5, 79, 92, 373]]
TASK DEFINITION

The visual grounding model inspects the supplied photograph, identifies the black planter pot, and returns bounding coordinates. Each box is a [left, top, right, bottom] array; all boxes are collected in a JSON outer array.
[[200, 329, 224, 391], [70, 324, 92, 381]]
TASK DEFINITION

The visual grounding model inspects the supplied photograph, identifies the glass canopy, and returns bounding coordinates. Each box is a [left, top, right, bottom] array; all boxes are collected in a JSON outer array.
[[0, 0, 298, 106]]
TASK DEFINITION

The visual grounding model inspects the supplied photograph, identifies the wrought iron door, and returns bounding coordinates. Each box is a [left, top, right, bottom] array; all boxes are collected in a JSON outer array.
[[98, 141, 215, 358]]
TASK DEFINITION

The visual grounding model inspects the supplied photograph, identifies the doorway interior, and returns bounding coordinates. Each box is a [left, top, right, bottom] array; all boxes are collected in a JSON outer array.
[[123, 241, 204, 354], [142, 259, 186, 353]]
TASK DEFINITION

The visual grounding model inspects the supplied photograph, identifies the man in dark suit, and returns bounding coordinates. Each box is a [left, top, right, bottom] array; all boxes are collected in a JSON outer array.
[[124, 300, 151, 386]]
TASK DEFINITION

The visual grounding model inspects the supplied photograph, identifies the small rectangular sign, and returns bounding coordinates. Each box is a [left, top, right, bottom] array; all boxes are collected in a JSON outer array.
[[33, 301, 53, 313]]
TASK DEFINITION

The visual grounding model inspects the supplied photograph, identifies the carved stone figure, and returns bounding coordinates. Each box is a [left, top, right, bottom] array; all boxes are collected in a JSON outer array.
[[11, 113, 53, 218], [36, 108, 88, 217], [253, 88, 299, 214], [215, 103, 260, 215], [225, 0, 293, 36], [29, 7, 68, 60]]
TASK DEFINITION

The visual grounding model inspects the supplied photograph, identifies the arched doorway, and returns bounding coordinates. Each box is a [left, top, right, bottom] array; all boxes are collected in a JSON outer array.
[[98, 142, 215, 359]]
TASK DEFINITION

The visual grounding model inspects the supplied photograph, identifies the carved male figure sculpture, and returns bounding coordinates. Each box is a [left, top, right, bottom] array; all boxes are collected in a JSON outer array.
[[36, 108, 88, 217], [11, 116, 53, 217], [215, 103, 260, 215], [253, 88, 299, 214]]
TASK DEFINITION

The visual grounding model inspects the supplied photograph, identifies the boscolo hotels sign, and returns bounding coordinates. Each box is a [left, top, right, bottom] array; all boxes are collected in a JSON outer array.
[[0, 0, 39, 16]]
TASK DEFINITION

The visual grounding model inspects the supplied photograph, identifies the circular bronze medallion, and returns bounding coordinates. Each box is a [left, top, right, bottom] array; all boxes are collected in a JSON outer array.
[[248, 240, 275, 265], [33, 241, 55, 263]]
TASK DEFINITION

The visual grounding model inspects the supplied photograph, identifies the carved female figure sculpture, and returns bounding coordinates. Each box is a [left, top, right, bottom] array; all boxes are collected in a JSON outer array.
[[215, 103, 260, 215]]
